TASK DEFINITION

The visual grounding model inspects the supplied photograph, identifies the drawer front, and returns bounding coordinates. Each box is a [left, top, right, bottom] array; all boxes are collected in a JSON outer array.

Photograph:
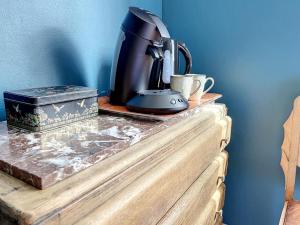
[[157, 160, 220, 225], [76, 124, 225, 225], [157, 152, 228, 225], [194, 183, 226, 225], [214, 213, 223, 225], [193, 200, 216, 225]]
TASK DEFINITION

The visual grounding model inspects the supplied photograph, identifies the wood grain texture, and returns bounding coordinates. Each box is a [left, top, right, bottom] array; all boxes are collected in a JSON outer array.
[[214, 212, 223, 225], [157, 152, 228, 225], [0, 112, 216, 225], [215, 151, 228, 185], [279, 201, 288, 225], [219, 116, 232, 150], [212, 183, 226, 212], [192, 182, 225, 225], [280, 97, 300, 225], [157, 161, 220, 225], [0, 105, 230, 225], [283, 201, 300, 225], [193, 200, 216, 225], [75, 124, 224, 225], [225, 116, 232, 146], [281, 97, 300, 201]]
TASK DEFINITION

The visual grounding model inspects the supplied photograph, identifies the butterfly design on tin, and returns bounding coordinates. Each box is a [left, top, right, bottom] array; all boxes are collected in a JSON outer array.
[[13, 104, 20, 113], [52, 104, 64, 114], [77, 99, 85, 108]]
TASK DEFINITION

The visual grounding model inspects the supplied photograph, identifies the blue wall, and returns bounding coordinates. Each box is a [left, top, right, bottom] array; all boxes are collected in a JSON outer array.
[[0, 0, 162, 121], [3, 1, 300, 224], [162, 0, 300, 224]]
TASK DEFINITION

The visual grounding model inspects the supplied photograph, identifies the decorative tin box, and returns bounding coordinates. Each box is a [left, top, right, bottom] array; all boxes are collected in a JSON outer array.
[[4, 86, 98, 131]]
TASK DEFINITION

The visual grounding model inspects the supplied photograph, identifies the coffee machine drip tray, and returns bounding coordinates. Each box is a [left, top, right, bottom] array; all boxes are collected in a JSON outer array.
[[126, 90, 189, 114]]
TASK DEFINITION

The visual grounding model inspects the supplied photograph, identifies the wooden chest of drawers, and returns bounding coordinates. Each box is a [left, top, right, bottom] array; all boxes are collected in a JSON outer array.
[[0, 103, 231, 225]]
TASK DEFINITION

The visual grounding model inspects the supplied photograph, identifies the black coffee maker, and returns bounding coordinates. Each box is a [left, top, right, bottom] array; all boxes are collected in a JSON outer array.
[[110, 7, 192, 105]]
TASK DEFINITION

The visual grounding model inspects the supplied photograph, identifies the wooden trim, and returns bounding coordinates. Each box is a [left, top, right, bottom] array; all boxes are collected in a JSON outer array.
[[216, 151, 229, 185], [278, 97, 300, 224], [220, 116, 232, 150], [281, 97, 300, 201], [214, 212, 223, 225], [279, 201, 288, 225], [212, 183, 226, 212]]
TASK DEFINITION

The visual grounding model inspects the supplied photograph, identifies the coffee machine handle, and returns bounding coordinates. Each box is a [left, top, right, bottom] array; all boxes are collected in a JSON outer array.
[[178, 42, 192, 74]]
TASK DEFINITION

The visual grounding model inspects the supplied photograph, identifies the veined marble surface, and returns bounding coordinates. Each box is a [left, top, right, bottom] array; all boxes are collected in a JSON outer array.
[[0, 101, 222, 189]]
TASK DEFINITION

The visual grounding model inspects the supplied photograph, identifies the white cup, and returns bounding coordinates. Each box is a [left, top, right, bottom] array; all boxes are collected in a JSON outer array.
[[186, 74, 215, 102], [170, 75, 201, 100]]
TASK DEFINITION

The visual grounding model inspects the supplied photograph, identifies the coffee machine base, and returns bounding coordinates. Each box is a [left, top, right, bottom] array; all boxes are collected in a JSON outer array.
[[126, 90, 189, 114]]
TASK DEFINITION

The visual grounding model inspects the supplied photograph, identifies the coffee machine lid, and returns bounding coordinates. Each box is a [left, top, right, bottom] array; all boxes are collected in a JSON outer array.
[[122, 7, 170, 42]]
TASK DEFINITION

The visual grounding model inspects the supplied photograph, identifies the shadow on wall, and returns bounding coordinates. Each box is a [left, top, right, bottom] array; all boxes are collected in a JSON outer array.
[[1, 28, 89, 121], [276, 77, 300, 116], [45, 27, 113, 95], [97, 60, 111, 96], [44, 28, 87, 87]]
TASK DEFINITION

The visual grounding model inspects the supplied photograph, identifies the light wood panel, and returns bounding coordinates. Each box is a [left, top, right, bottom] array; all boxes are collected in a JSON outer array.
[[279, 97, 300, 225], [193, 200, 216, 225], [215, 151, 228, 185], [212, 183, 226, 212], [214, 212, 223, 225], [75, 124, 223, 225], [282, 201, 300, 225], [279, 201, 288, 225], [219, 116, 232, 150], [281, 97, 300, 201], [156, 151, 228, 225], [157, 162, 219, 225], [193, 182, 225, 225]]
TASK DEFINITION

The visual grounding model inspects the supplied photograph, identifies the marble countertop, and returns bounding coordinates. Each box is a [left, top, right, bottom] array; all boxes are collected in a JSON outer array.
[[0, 95, 221, 189], [0, 115, 163, 189]]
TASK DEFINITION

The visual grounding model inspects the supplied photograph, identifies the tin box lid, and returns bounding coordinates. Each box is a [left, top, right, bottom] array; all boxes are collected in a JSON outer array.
[[4, 86, 98, 106]]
